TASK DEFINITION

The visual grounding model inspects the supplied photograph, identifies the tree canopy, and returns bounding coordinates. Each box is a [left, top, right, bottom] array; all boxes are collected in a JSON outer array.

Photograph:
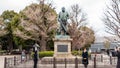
[[0, 2, 95, 52], [0, 10, 19, 52], [14, 3, 57, 51], [68, 4, 95, 50]]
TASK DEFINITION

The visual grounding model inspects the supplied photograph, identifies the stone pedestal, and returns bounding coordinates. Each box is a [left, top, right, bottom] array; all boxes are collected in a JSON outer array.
[[53, 35, 73, 57]]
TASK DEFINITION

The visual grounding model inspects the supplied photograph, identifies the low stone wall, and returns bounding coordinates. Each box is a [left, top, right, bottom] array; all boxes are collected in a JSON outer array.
[[41, 57, 82, 64]]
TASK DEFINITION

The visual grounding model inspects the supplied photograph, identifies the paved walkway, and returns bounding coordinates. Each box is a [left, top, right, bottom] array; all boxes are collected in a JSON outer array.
[[0, 55, 20, 68], [1, 54, 117, 68], [13, 60, 116, 68], [0, 56, 5, 68]]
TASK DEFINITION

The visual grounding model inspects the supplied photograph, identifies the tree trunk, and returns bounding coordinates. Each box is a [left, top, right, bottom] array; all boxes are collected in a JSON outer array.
[[40, 37, 46, 51], [0, 45, 1, 50], [71, 41, 75, 51], [8, 34, 13, 54], [8, 38, 13, 54], [19, 45, 22, 52]]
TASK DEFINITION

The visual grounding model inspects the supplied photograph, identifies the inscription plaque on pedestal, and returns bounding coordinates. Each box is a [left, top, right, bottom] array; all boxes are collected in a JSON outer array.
[[57, 45, 68, 52], [53, 35, 73, 57]]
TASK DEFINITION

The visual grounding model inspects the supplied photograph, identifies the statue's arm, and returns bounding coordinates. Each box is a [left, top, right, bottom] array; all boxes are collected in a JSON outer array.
[[67, 12, 69, 19], [58, 12, 61, 22]]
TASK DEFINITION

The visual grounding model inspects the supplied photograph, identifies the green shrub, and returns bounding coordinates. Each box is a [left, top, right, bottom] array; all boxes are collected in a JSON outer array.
[[31, 52, 34, 58], [0, 50, 6, 53], [31, 51, 54, 58], [72, 51, 78, 56], [39, 51, 54, 58], [0, 50, 6, 55], [88, 52, 91, 57], [72, 50, 91, 57], [31, 51, 91, 58]]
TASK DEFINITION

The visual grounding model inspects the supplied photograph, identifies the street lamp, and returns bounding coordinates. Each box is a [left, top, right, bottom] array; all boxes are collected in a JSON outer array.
[[4, 19, 10, 23], [33, 43, 40, 52], [33, 43, 40, 60], [1, 19, 10, 29], [0, 19, 9, 30], [0, 25, 4, 30]]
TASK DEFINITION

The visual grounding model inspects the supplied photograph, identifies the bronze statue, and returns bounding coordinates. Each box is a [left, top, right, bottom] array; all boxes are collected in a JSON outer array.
[[58, 7, 69, 35]]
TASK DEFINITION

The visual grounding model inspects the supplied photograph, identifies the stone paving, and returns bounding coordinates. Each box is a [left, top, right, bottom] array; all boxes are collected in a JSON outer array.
[[1, 54, 117, 68], [0, 56, 5, 68], [13, 60, 116, 68], [0, 55, 20, 68]]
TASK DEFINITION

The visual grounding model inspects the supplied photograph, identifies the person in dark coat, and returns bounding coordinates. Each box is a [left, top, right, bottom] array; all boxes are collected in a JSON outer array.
[[115, 47, 120, 68], [33, 51, 38, 68], [106, 49, 110, 56], [82, 48, 89, 68]]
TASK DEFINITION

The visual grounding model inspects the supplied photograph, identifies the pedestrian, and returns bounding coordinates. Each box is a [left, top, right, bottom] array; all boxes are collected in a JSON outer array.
[[106, 49, 110, 56], [21, 50, 26, 63], [33, 51, 38, 68], [115, 47, 120, 68], [82, 48, 89, 68]]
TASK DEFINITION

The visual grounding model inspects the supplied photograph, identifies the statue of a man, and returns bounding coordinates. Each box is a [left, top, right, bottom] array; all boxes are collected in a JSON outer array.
[[58, 7, 69, 35]]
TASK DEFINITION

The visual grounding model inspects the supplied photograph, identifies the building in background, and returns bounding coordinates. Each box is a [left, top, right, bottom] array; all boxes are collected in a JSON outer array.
[[90, 36, 120, 53]]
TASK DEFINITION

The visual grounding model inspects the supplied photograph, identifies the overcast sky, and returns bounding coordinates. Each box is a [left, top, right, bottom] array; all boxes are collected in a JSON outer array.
[[0, 0, 111, 37]]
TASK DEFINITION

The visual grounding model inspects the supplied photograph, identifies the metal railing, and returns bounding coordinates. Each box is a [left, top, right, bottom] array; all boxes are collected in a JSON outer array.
[[4, 54, 117, 68], [53, 57, 79, 68], [91, 54, 117, 68], [4, 55, 31, 68]]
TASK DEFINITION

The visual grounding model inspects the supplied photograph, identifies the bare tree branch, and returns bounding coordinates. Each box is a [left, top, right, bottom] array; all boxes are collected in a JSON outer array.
[[68, 4, 94, 50], [103, 0, 120, 41]]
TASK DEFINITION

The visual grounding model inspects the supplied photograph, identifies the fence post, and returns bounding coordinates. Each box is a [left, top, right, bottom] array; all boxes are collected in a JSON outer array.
[[4, 57, 7, 68], [53, 57, 56, 68], [75, 57, 78, 68], [65, 58, 67, 68], [101, 55, 103, 62], [110, 56, 112, 65], [94, 56, 96, 68], [21, 55, 22, 63], [14, 56, 16, 66], [26, 55, 27, 62]]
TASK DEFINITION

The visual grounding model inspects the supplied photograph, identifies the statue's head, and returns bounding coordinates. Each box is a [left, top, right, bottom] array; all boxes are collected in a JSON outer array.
[[62, 7, 65, 12]]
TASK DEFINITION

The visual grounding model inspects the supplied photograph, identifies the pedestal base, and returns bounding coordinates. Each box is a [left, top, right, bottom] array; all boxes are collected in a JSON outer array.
[[54, 53, 73, 57], [41, 56, 82, 64], [53, 35, 73, 58]]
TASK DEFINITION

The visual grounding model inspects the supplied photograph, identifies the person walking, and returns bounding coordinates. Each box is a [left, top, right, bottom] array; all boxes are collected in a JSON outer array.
[[33, 51, 38, 68], [82, 48, 89, 68], [21, 50, 26, 63], [115, 47, 120, 68]]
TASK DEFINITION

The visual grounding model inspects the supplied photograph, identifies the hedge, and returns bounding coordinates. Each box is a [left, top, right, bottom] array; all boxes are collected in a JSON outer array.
[[0, 50, 6, 55], [72, 50, 91, 57], [31, 51, 91, 58], [39, 51, 54, 58]]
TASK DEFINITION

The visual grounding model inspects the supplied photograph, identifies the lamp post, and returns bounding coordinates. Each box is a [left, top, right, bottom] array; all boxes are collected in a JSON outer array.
[[4, 19, 10, 23], [33, 43, 40, 51], [33, 43, 40, 59], [33, 43, 40, 68], [0, 19, 10, 30], [4, 19, 13, 54]]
